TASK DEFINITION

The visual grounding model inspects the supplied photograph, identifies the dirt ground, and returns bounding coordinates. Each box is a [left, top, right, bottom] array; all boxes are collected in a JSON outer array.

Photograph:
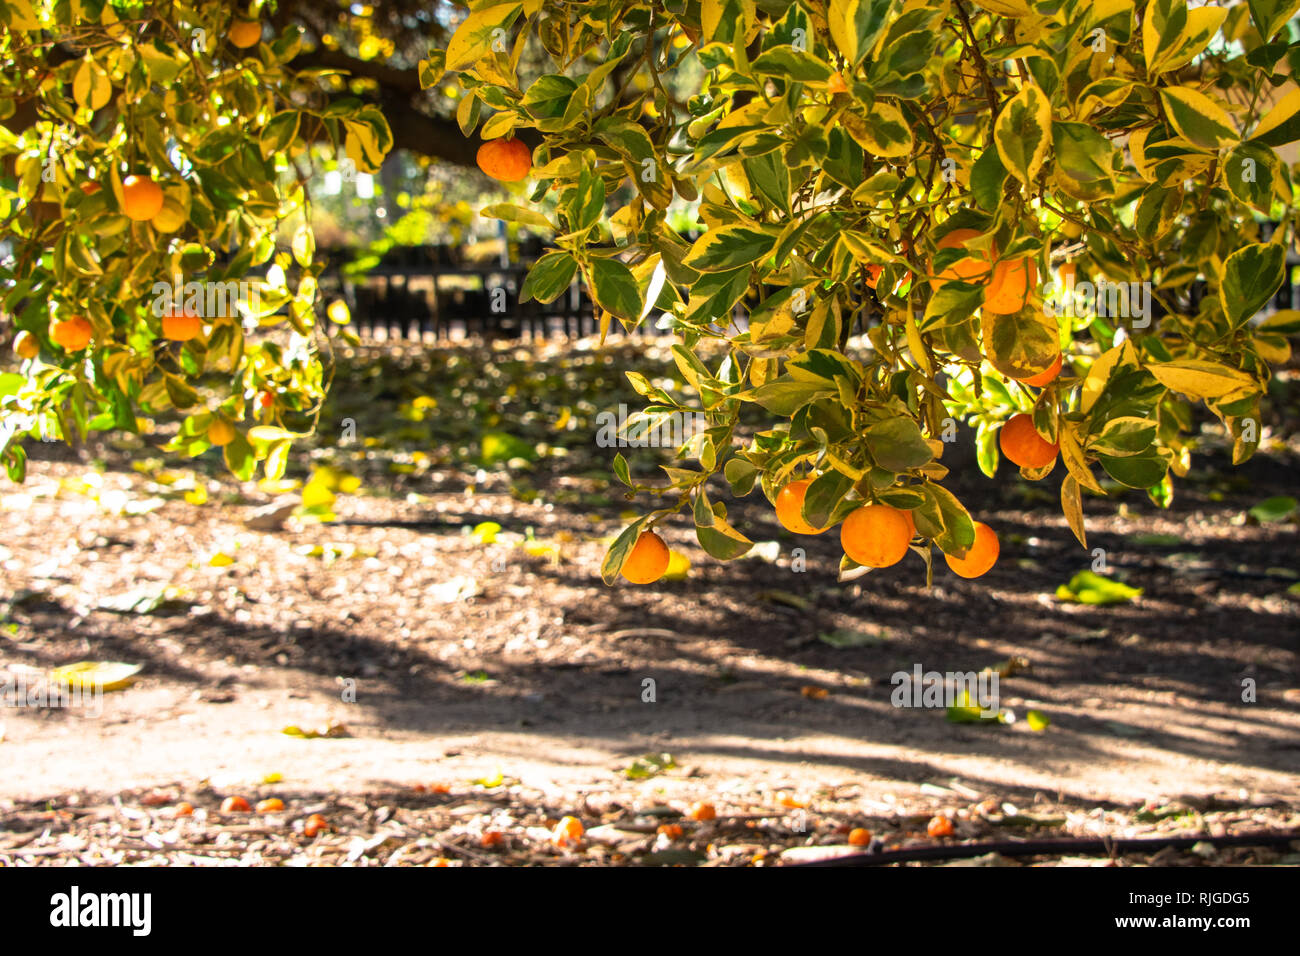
[[1, 342, 1298, 865]]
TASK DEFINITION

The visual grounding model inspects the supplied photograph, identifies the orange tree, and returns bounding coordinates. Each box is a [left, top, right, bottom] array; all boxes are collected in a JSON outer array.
[[423, 0, 1300, 584], [0, 2, 394, 482], [3, 0, 1300, 586]]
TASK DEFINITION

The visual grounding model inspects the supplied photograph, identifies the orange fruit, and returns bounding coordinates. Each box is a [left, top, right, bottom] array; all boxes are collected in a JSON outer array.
[[929, 228, 996, 290], [122, 175, 164, 221], [687, 802, 717, 821], [1057, 261, 1078, 284], [900, 508, 916, 538], [827, 72, 850, 95], [999, 412, 1057, 469], [50, 315, 92, 351], [927, 815, 955, 838], [172, 801, 194, 817], [775, 478, 826, 535], [229, 18, 262, 48], [13, 330, 38, 359], [431, 857, 452, 866], [943, 521, 999, 579], [476, 137, 532, 182], [840, 503, 911, 568], [552, 815, 584, 847], [657, 823, 684, 839], [848, 827, 872, 846], [983, 257, 1036, 314], [256, 798, 285, 813], [303, 813, 329, 837], [208, 418, 237, 447], [220, 796, 251, 813], [161, 308, 202, 341], [1017, 351, 1063, 388], [621, 530, 670, 584], [480, 830, 505, 847]]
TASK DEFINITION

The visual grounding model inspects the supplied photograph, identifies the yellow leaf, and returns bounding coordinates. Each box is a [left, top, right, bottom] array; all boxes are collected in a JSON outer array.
[[1148, 358, 1255, 400], [50, 661, 142, 692], [1080, 340, 1135, 413], [444, 4, 523, 73], [301, 481, 336, 509], [73, 57, 112, 111]]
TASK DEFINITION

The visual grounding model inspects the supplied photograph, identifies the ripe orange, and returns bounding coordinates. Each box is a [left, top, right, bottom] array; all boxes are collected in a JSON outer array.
[[927, 814, 955, 838], [476, 137, 532, 182], [1017, 351, 1063, 388], [657, 823, 684, 839], [122, 175, 164, 221], [848, 827, 872, 846], [687, 801, 717, 821], [172, 802, 194, 817], [983, 257, 1036, 314], [229, 18, 262, 48], [13, 331, 38, 359], [827, 72, 850, 95], [775, 478, 825, 535], [1057, 261, 1078, 284], [303, 813, 329, 837], [208, 418, 237, 447], [161, 308, 202, 341], [943, 521, 999, 579], [999, 412, 1058, 469], [552, 815, 584, 847], [621, 530, 670, 584], [50, 315, 92, 351], [929, 228, 995, 290], [480, 830, 505, 847], [840, 503, 911, 568], [220, 795, 251, 813], [256, 798, 285, 813], [900, 508, 916, 539]]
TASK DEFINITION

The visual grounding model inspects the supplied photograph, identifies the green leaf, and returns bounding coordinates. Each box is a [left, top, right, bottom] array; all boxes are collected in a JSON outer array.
[[1089, 416, 1157, 457], [1220, 243, 1286, 329], [1051, 121, 1114, 184], [744, 379, 835, 415], [520, 251, 578, 304], [828, 0, 897, 66], [995, 84, 1051, 185], [588, 257, 641, 321], [1159, 87, 1239, 150], [865, 416, 933, 472], [1249, 85, 1300, 147], [1247, 0, 1300, 42], [1247, 496, 1297, 523], [260, 111, 301, 159], [751, 47, 833, 83], [1097, 450, 1168, 489], [683, 226, 776, 273], [696, 512, 753, 560], [1055, 570, 1142, 605]]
